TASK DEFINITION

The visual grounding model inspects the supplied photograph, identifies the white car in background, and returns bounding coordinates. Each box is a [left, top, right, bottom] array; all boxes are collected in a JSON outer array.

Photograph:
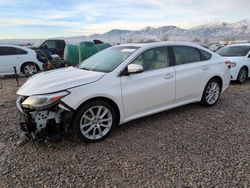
[[217, 44, 250, 83], [16, 42, 231, 143], [0, 45, 43, 76]]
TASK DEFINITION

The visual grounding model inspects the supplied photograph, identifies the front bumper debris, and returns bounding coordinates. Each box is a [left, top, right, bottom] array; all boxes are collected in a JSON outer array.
[[16, 96, 74, 141]]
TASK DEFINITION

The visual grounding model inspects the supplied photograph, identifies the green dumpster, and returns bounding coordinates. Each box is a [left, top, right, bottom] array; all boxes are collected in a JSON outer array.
[[79, 41, 98, 62], [64, 44, 79, 66], [96, 43, 110, 51]]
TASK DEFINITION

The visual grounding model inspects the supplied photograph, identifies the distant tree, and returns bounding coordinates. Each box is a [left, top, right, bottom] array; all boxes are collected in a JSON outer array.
[[144, 39, 158, 43], [192, 38, 201, 42], [138, 39, 145, 43], [137, 38, 158, 43], [160, 36, 169, 41], [127, 38, 133, 43], [224, 37, 235, 42], [203, 38, 209, 44]]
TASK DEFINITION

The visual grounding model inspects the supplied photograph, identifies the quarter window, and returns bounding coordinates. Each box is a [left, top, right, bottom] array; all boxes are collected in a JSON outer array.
[[0, 47, 18, 56], [200, 50, 212, 60], [17, 48, 28, 55], [173, 46, 201, 65], [132, 47, 170, 71]]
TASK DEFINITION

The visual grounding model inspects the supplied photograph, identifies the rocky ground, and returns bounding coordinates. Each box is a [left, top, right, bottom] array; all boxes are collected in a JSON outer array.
[[0, 77, 249, 187]]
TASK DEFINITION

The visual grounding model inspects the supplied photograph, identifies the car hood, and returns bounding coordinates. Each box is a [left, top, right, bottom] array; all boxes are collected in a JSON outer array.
[[17, 67, 105, 96]]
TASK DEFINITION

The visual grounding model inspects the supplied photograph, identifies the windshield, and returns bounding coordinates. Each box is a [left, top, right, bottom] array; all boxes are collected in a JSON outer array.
[[217, 46, 250, 57], [79, 46, 139, 73], [32, 40, 45, 48]]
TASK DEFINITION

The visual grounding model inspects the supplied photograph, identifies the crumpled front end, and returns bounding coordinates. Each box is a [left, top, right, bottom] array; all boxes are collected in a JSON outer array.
[[16, 95, 74, 141]]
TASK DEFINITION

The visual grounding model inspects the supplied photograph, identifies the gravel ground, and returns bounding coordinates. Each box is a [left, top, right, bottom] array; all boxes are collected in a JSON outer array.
[[0, 77, 249, 187]]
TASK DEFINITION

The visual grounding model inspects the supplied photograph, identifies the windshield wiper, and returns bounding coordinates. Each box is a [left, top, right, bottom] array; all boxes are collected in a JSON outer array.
[[81, 67, 92, 71]]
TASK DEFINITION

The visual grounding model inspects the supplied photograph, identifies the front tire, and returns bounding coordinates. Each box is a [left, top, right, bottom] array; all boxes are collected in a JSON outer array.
[[73, 100, 117, 143], [237, 67, 248, 84], [201, 79, 221, 106]]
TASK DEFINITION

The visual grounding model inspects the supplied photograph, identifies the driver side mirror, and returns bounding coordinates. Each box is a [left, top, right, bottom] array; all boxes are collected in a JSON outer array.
[[127, 64, 144, 74]]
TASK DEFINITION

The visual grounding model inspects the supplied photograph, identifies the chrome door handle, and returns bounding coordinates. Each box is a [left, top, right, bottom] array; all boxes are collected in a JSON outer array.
[[202, 66, 209, 71], [164, 74, 174, 79]]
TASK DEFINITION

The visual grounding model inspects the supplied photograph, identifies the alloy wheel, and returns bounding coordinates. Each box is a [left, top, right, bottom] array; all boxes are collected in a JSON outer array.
[[24, 64, 37, 76], [80, 105, 113, 140], [238, 68, 247, 83], [205, 81, 220, 105]]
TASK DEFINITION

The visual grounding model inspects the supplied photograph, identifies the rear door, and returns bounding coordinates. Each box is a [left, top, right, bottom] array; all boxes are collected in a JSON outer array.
[[0, 47, 19, 75], [121, 47, 176, 120], [171, 45, 212, 103]]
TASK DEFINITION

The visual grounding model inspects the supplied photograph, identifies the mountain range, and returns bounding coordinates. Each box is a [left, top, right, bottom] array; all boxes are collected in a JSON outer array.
[[1, 19, 250, 45]]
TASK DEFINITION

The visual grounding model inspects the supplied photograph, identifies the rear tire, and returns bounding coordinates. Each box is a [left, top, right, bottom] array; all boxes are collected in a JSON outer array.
[[237, 67, 248, 84], [21, 62, 38, 77], [201, 79, 221, 106], [72, 100, 117, 143]]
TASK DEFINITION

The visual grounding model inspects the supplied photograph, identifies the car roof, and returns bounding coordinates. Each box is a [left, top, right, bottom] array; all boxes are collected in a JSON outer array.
[[117, 41, 213, 54], [227, 43, 250, 47], [118, 41, 207, 49], [0, 44, 32, 51]]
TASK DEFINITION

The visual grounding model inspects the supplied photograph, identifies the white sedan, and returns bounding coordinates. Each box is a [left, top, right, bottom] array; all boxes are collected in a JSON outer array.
[[0, 45, 43, 76], [16, 42, 231, 143], [217, 44, 250, 83]]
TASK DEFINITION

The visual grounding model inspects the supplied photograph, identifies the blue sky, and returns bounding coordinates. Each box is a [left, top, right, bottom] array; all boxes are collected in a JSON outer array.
[[0, 0, 249, 39]]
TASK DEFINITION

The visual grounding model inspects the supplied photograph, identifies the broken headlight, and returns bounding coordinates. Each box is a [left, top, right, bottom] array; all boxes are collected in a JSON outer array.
[[22, 91, 70, 109]]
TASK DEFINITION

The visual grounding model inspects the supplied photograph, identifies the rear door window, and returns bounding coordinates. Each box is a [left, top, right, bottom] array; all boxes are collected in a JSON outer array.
[[217, 46, 250, 57], [173, 46, 201, 65], [0, 47, 18, 56], [56, 40, 66, 49]]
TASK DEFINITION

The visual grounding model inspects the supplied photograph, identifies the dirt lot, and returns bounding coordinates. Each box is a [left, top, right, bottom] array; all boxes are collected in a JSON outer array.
[[0, 77, 249, 187]]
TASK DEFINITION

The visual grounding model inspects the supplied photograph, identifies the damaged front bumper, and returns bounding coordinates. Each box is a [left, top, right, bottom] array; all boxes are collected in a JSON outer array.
[[16, 96, 74, 141]]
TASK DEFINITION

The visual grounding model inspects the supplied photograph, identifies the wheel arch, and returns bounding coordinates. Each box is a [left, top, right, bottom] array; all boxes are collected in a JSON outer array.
[[75, 96, 121, 124], [209, 75, 223, 90], [200, 75, 223, 106], [202, 75, 223, 99]]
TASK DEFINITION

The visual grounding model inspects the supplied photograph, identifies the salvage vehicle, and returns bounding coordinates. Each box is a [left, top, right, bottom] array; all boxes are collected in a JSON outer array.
[[217, 44, 250, 83], [31, 39, 66, 57], [16, 42, 231, 143], [0, 45, 43, 76]]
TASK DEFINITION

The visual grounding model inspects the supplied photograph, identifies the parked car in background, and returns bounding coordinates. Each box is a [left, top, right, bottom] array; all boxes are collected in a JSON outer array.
[[0, 45, 43, 76], [208, 43, 224, 52], [31, 39, 66, 57], [16, 42, 231, 143], [217, 44, 250, 83]]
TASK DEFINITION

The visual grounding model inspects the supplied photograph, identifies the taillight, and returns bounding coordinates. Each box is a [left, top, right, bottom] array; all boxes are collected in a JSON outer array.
[[225, 61, 232, 69]]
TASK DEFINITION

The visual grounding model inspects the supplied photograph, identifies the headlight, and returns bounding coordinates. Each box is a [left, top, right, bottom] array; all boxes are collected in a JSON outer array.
[[22, 91, 70, 109], [231, 62, 237, 68]]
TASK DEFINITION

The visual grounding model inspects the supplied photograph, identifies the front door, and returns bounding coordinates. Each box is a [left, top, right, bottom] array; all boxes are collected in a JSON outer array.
[[121, 47, 176, 120]]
